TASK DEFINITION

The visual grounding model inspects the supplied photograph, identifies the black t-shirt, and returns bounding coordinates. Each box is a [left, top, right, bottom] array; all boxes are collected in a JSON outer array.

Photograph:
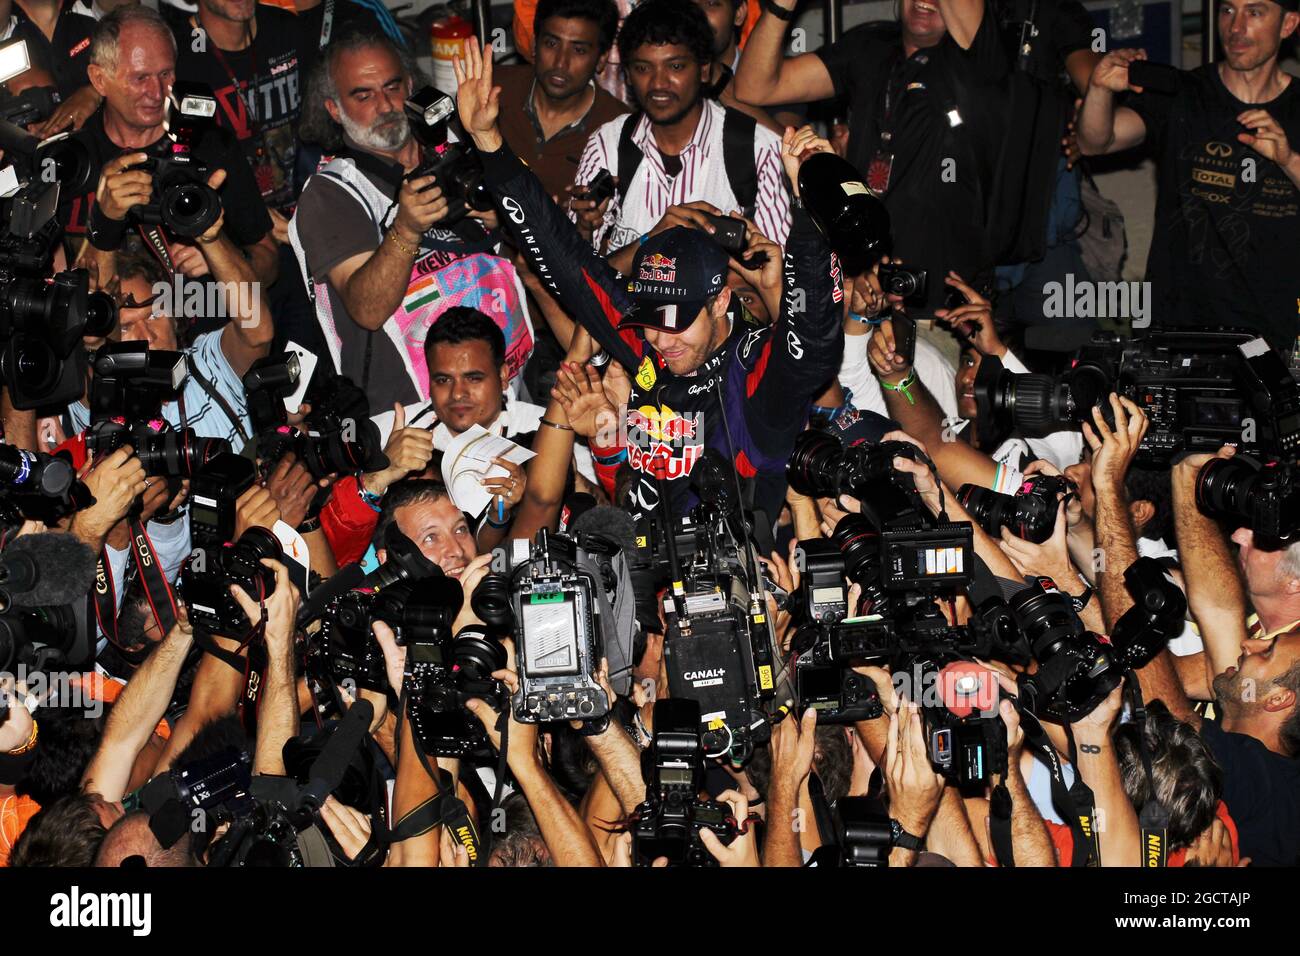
[[1128, 67, 1300, 351], [172, 7, 308, 211], [296, 0, 389, 82], [1200, 717, 1300, 866], [11, 5, 96, 99], [57, 107, 273, 253], [992, 0, 1093, 85], [815, 17, 1008, 313]]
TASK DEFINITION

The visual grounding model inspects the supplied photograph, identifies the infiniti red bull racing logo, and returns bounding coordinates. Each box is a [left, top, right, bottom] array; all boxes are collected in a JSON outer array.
[[638, 253, 677, 283], [625, 404, 702, 480]]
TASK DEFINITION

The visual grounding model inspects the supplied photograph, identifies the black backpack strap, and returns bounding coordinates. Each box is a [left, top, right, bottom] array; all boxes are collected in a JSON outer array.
[[721, 108, 759, 215], [615, 111, 645, 206]]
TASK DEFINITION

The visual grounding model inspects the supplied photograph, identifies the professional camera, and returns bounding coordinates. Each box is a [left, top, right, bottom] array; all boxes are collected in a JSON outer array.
[[957, 474, 1071, 544], [141, 745, 255, 832], [313, 525, 458, 694], [635, 451, 781, 762], [0, 604, 80, 673], [127, 83, 222, 237], [247, 364, 388, 480], [631, 699, 739, 867], [922, 659, 1007, 787], [0, 445, 92, 526], [975, 330, 1300, 464], [786, 430, 929, 530], [86, 342, 230, 477], [1196, 455, 1300, 542], [405, 86, 492, 225], [182, 527, 283, 637], [0, 85, 59, 127], [472, 528, 620, 723], [1013, 557, 1185, 721]]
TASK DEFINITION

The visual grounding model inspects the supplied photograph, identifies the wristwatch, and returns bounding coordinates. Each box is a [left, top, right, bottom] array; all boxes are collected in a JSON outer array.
[[889, 818, 924, 850]]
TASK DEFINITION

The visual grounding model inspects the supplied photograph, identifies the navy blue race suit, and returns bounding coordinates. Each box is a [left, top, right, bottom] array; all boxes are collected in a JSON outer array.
[[478, 143, 845, 522]]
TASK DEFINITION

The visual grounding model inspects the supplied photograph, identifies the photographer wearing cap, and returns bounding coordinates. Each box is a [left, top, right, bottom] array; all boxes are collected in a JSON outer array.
[[456, 38, 842, 524], [57, 4, 279, 286], [1077, 0, 1300, 351]]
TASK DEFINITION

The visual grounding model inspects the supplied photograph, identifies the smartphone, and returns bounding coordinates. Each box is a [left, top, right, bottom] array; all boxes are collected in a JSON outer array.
[[1128, 61, 1179, 95], [702, 212, 747, 255], [891, 314, 917, 367], [579, 169, 615, 205]]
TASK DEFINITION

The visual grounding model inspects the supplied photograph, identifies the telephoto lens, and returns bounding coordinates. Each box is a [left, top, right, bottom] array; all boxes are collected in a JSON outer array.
[[134, 423, 230, 478], [956, 475, 1066, 545], [0, 445, 74, 497], [84, 290, 118, 339], [1010, 579, 1116, 721], [470, 572, 515, 633], [158, 173, 221, 237]]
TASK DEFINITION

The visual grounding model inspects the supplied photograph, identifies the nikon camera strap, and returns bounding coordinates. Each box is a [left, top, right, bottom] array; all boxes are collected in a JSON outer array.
[[1022, 710, 1099, 866], [1125, 672, 1170, 867]]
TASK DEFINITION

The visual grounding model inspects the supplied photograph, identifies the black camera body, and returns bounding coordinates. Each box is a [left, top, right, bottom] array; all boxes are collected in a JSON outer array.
[[787, 431, 929, 530], [0, 264, 103, 410], [957, 474, 1071, 544], [794, 638, 883, 724], [976, 330, 1300, 464], [1196, 455, 1300, 542], [877, 263, 927, 302], [87, 342, 229, 477], [182, 527, 283, 637], [0, 445, 91, 527], [405, 86, 492, 224], [128, 83, 222, 237], [1011, 560, 1182, 724], [632, 699, 738, 867], [474, 529, 610, 723], [403, 621, 507, 759]]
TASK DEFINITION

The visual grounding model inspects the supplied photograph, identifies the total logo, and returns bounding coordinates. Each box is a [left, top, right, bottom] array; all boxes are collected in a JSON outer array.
[[639, 253, 677, 283]]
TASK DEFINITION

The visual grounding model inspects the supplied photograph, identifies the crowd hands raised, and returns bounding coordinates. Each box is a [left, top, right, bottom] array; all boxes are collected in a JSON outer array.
[[0, 0, 1296, 871]]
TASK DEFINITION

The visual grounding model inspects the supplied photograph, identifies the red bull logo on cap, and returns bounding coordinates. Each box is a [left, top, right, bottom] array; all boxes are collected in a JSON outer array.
[[638, 253, 677, 283]]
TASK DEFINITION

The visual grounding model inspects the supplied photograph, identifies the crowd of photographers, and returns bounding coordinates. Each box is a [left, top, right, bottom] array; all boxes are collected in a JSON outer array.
[[0, 0, 1296, 869]]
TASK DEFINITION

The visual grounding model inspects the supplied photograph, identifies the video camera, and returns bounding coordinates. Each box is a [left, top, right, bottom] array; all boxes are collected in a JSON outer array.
[[631, 699, 739, 867], [471, 526, 630, 724], [975, 330, 1300, 465], [632, 450, 781, 763], [0, 444, 93, 527], [404, 86, 492, 225], [244, 355, 388, 480], [86, 342, 230, 478]]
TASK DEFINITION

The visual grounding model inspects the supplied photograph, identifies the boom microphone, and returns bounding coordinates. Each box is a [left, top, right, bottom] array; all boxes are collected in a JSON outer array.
[[0, 532, 98, 607]]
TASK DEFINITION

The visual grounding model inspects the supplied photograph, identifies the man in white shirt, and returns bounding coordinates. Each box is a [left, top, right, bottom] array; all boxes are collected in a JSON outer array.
[[569, 0, 790, 272]]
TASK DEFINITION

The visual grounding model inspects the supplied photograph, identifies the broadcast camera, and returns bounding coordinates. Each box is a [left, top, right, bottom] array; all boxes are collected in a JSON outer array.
[[631, 699, 739, 867], [974, 330, 1300, 465], [472, 525, 633, 724], [632, 450, 781, 763], [1196, 455, 1300, 542], [0, 445, 93, 527], [404, 86, 492, 225]]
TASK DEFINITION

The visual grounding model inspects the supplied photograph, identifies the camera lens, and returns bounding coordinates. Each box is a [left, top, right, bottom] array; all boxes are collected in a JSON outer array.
[[84, 291, 119, 339], [471, 573, 514, 633], [1195, 456, 1258, 523], [453, 632, 505, 683], [786, 430, 843, 499], [4, 336, 59, 394], [160, 179, 221, 237], [956, 483, 1015, 538], [1009, 582, 1082, 661], [830, 513, 880, 587]]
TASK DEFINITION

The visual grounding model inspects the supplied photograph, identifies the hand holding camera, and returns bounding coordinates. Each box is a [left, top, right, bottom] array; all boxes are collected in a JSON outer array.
[[95, 151, 154, 223], [866, 317, 914, 386], [935, 271, 1004, 357], [262, 453, 322, 530], [74, 444, 147, 539], [233, 483, 282, 541], [393, 175, 449, 245], [567, 172, 613, 242], [229, 556, 300, 650], [1090, 48, 1149, 94], [884, 700, 944, 840], [1083, 394, 1149, 497]]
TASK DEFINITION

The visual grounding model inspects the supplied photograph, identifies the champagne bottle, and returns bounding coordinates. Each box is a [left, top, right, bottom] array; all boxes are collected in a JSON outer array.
[[797, 152, 891, 272]]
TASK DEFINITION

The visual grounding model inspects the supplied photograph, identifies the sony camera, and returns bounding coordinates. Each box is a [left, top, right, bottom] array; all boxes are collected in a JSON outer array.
[[472, 528, 611, 723], [1196, 455, 1300, 542], [957, 474, 1072, 544], [975, 330, 1300, 464], [405, 86, 492, 225], [86, 342, 230, 478], [631, 699, 739, 867], [127, 83, 222, 237]]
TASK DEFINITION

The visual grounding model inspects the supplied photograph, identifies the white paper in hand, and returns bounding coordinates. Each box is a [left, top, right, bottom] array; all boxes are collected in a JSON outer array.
[[440, 424, 536, 517]]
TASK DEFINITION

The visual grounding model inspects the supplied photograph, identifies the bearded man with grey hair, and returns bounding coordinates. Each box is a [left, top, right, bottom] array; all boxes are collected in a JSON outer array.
[[290, 22, 526, 414]]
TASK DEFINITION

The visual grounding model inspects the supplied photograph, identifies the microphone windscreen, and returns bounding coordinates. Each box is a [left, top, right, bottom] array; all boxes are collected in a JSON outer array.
[[2, 533, 98, 607], [571, 505, 638, 556], [296, 562, 365, 626]]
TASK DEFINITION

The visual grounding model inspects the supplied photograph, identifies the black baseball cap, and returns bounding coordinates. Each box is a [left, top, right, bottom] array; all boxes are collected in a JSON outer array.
[[620, 227, 729, 334]]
